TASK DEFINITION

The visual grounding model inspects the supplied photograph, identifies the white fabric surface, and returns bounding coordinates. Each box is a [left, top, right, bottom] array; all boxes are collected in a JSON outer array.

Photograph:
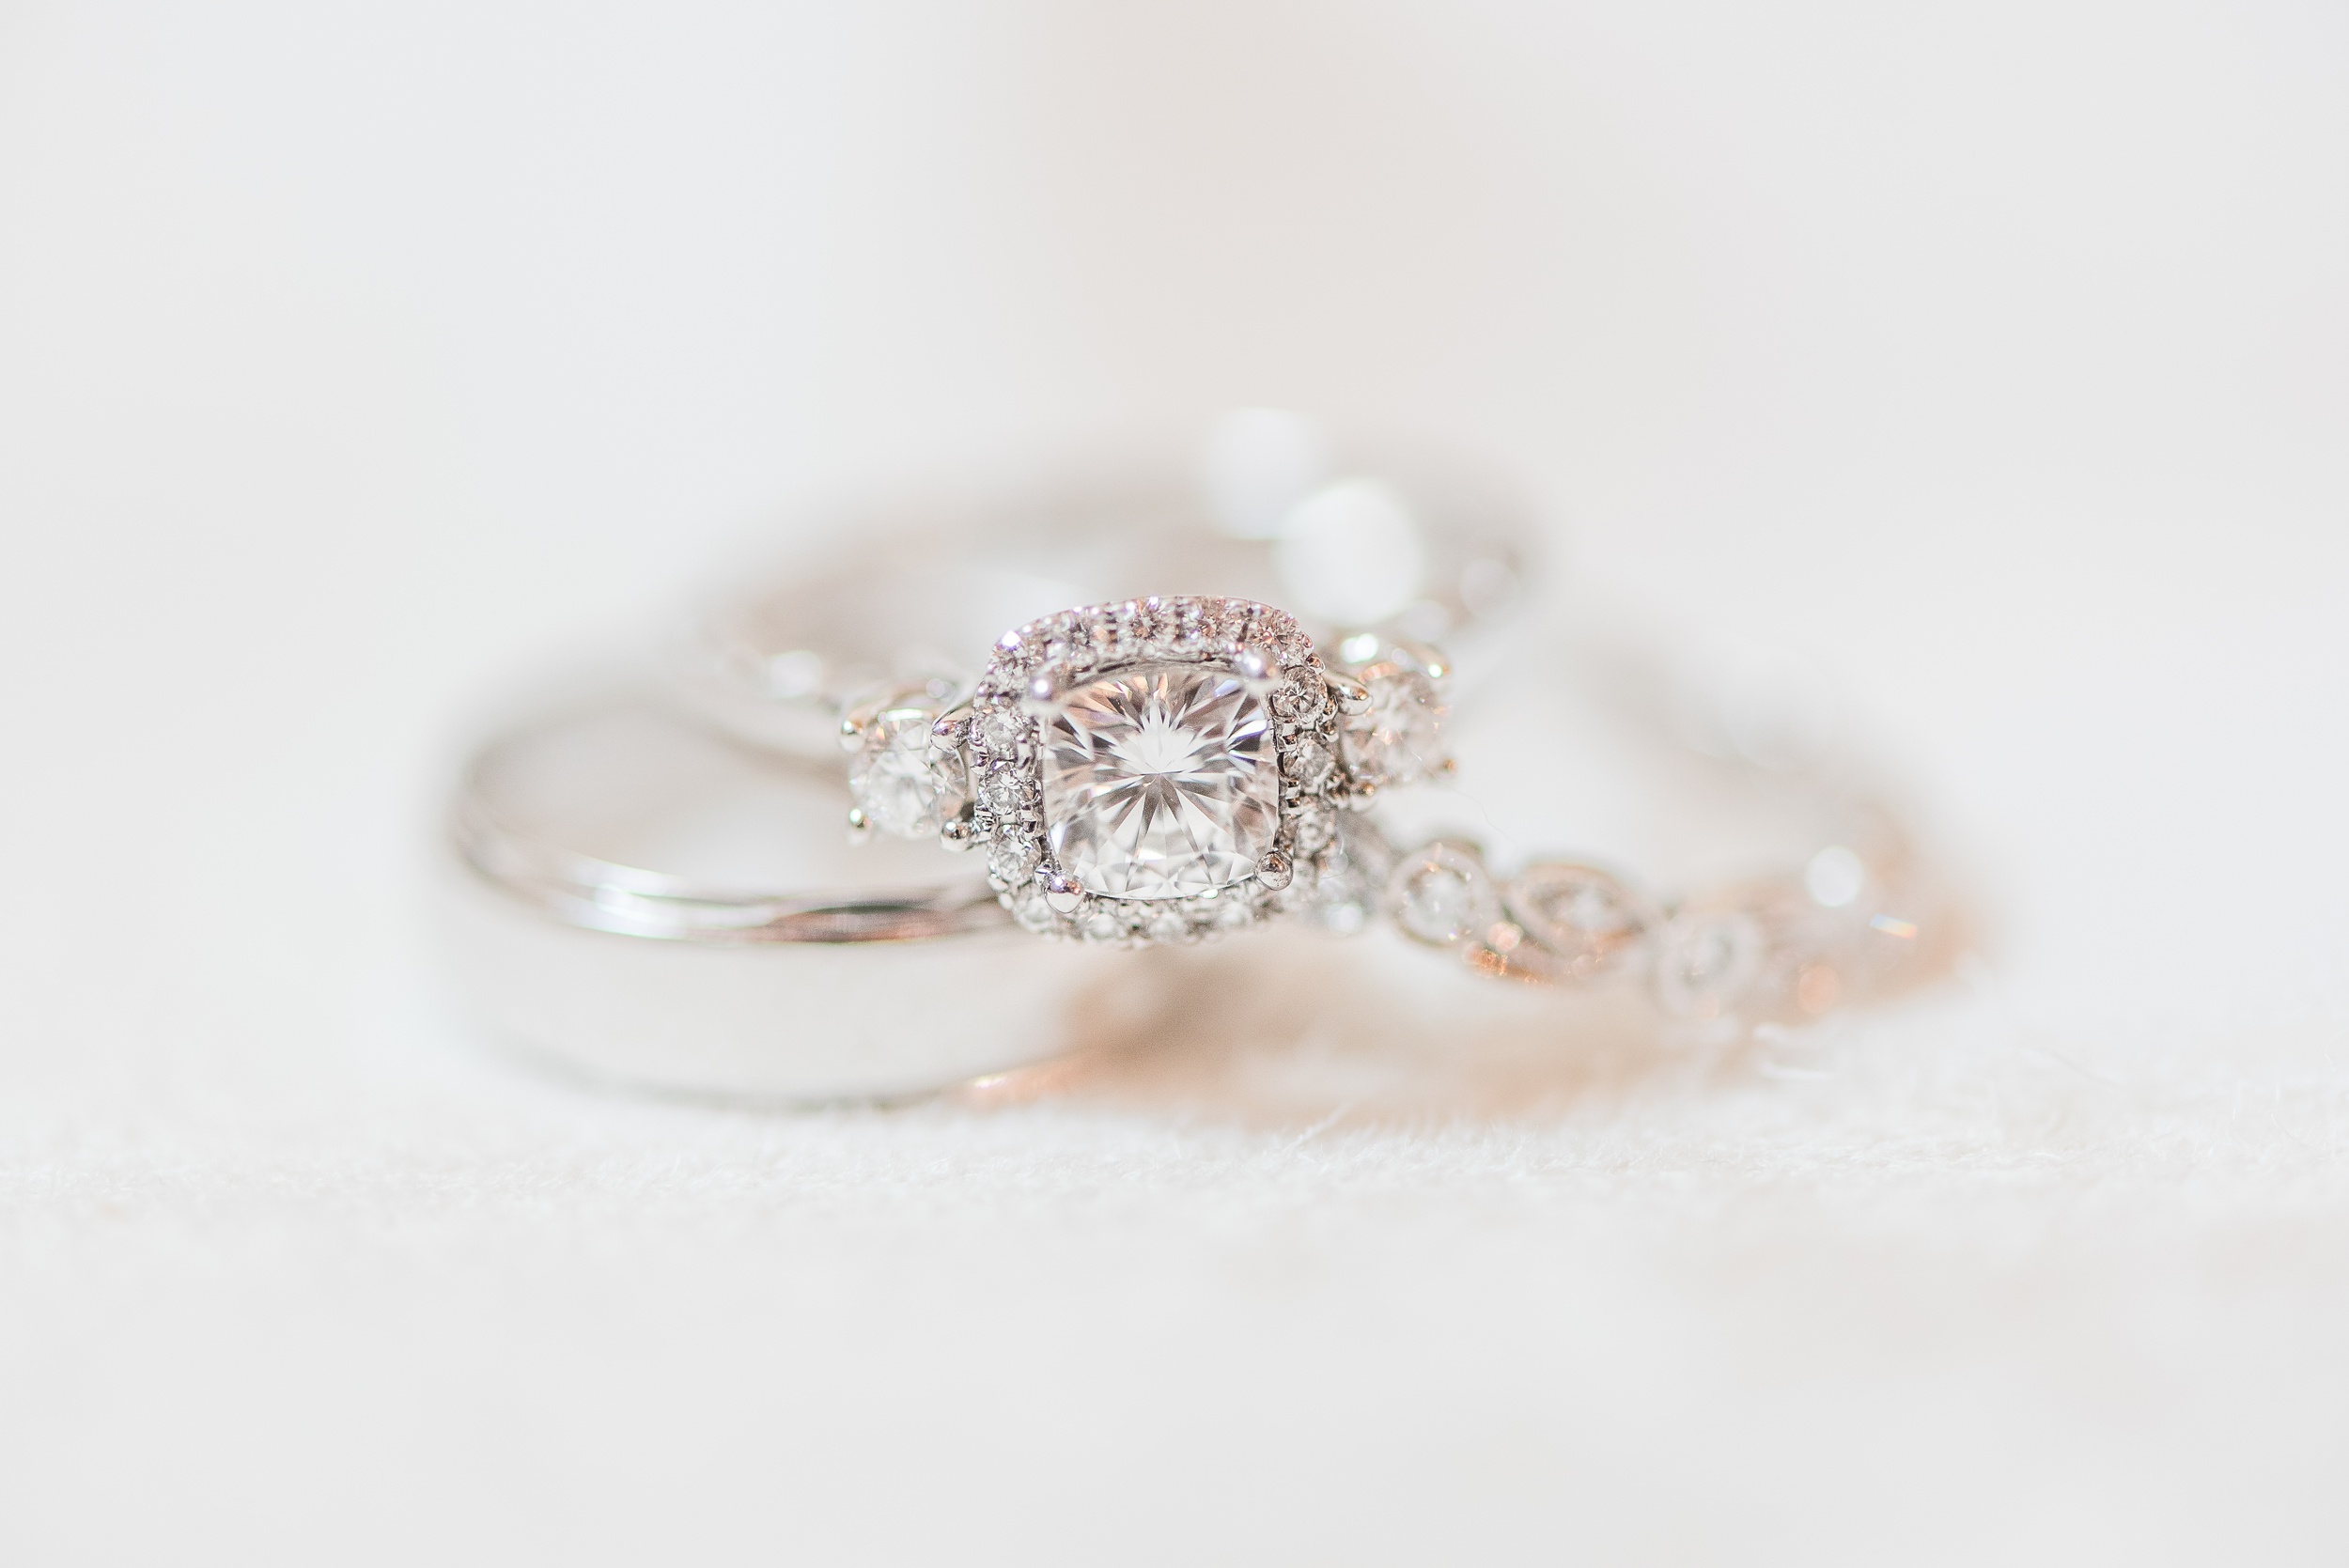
[[2, 2, 2345, 1561]]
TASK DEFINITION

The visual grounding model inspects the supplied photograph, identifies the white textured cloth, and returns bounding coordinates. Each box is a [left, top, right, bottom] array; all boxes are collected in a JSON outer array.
[[2, 2, 2344, 1561]]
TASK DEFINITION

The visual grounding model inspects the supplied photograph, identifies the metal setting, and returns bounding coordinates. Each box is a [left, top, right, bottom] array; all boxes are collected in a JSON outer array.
[[841, 596, 1436, 948], [666, 426, 1538, 768], [438, 692, 1141, 1102], [1377, 821, 1948, 1026]]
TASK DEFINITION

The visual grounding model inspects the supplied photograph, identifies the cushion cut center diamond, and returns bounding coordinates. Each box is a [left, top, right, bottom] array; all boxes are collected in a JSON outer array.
[[1042, 661, 1279, 899]]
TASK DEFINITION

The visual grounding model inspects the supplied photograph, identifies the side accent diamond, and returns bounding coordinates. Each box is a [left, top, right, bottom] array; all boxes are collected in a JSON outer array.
[[847, 706, 963, 836]]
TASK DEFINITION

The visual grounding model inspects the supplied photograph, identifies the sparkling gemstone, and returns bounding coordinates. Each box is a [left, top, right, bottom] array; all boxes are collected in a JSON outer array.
[[1091, 617, 1132, 659], [1505, 863, 1645, 972], [1040, 661, 1279, 899], [1342, 669, 1446, 786], [1010, 886, 1058, 934], [988, 832, 1037, 886], [1396, 869, 1479, 943], [1272, 679, 1327, 724], [1146, 908, 1190, 943], [980, 769, 1029, 815], [1082, 908, 1126, 941], [848, 709, 962, 836], [1388, 846, 1495, 946], [977, 708, 1027, 757], [1284, 738, 1333, 787]]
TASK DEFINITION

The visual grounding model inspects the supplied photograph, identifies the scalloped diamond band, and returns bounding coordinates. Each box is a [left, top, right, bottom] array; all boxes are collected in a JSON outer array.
[[1368, 813, 1949, 1026]]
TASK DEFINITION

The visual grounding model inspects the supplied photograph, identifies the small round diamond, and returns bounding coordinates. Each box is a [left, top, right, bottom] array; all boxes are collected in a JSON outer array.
[[1284, 739, 1333, 787], [1272, 680, 1327, 723], [988, 833, 1038, 885], [1082, 908, 1126, 942], [1505, 863, 1649, 978], [1342, 669, 1446, 786], [1146, 908, 1190, 944], [848, 708, 963, 836], [980, 769, 1029, 815], [1386, 844, 1498, 947], [1397, 871, 1478, 943], [977, 708, 1027, 757], [1010, 887, 1058, 934]]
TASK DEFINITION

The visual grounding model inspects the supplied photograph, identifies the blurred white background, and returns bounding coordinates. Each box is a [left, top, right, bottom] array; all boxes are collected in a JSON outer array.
[[1, 1, 2344, 1561]]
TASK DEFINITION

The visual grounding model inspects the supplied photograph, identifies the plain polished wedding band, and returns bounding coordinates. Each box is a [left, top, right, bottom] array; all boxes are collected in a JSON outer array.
[[437, 687, 1134, 1101]]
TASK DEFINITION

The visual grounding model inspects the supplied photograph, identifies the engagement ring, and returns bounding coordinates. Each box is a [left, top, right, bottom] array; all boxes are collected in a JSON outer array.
[[841, 596, 1450, 948]]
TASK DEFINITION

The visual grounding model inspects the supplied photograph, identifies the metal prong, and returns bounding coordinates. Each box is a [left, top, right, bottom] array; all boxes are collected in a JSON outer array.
[[1233, 646, 1270, 682], [1326, 671, 1373, 715], [837, 715, 864, 753], [939, 814, 975, 852], [1042, 870, 1083, 914], [1255, 850, 1293, 892], [1019, 674, 1058, 717], [846, 808, 873, 846]]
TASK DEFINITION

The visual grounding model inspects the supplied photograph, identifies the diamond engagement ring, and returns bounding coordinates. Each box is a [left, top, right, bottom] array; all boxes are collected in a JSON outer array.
[[839, 596, 1452, 947], [439, 426, 1527, 1095]]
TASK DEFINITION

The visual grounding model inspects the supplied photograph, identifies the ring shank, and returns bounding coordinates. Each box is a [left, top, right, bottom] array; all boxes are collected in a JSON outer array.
[[673, 457, 1533, 761], [439, 691, 1121, 1100]]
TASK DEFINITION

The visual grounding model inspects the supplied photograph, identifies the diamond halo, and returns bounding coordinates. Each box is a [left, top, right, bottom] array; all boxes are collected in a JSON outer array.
[[963, 597, 1351, 945]]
